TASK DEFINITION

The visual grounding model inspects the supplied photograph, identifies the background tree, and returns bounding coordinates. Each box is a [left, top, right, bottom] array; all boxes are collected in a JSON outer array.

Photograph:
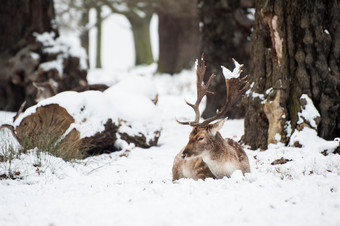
[[95, 4, 103, 68], [156, 0, 201, 75], [56, 0, 155, 67], [0, 0, 87, 111], [55, 0, 105, 67], [243, 0, 340, 150], [56, 0, 202, 73], [103, 0, 154, 66], [197, 0, 254, 118]]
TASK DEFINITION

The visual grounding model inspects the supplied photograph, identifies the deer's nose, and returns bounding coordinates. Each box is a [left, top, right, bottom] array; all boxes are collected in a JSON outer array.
[[182, 150, 191, 159]]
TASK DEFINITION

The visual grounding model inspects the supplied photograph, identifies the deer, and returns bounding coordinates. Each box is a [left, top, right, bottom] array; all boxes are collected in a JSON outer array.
[[172, 56, 250, 181]]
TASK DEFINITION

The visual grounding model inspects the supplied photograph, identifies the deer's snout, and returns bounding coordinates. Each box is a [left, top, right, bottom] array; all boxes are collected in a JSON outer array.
[[182, 149, 193, 159]]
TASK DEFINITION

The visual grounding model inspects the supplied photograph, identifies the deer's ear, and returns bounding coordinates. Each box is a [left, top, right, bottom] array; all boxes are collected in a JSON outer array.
[[210, 118, 228, 135]]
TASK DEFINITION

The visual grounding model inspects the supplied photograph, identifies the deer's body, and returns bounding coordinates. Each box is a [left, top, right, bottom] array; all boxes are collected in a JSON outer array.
[[172, 121, 250, 181]]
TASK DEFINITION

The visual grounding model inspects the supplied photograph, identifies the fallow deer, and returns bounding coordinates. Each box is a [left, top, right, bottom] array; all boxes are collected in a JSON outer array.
[[172, 56, 250, 181]]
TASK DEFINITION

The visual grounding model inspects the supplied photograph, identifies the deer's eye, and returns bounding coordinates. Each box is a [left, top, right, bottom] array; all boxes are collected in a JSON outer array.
[[197, 137, 204, 141]]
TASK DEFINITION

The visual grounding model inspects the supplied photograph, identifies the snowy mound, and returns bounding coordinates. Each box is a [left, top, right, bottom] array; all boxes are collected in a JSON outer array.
[[104, 75, 158, 103]]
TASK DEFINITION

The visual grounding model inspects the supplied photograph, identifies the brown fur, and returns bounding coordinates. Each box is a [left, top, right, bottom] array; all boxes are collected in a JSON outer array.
[[172, 148, 215, 181], [172, 120, 250, 181]]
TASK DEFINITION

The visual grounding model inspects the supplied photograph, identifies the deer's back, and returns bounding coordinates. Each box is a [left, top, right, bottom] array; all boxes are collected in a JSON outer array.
[[224, 138, 250, 174]]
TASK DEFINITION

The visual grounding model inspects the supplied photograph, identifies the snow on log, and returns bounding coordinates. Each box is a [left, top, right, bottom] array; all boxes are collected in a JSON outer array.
[[13, 80, 161, 159]]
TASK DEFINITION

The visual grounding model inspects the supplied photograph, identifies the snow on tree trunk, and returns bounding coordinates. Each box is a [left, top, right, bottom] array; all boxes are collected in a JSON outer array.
[[0, 0, 88, 112], [243, 0, 340, 150]]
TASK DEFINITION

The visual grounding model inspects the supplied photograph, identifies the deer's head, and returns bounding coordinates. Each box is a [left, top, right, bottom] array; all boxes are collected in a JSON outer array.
[[178, 55, 249, 160], [182, 119, 227, 159]]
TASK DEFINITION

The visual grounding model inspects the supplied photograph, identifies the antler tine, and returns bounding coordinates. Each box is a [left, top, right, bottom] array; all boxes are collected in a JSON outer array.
[[197, 75, 249, 128], [176, 55, 216, 126]]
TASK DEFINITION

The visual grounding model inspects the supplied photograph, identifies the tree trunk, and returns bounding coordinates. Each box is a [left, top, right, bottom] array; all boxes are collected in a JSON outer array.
[[198, 0, 254, 119], [80, 7, 90, 59], [243, 0, 340, 150], [157, 3, 201, 75], [95, 5, 102, 68], [0, 0, 88, 112], [0, 0, 56, 111], [126, 11, 154, 66]]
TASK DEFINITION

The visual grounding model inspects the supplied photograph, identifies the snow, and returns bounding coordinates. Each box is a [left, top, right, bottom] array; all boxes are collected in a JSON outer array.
[[13, 85, 160, 143], [246, 82, 265, 101], [221, 58, 243, 80], [104, 75, 158, 101], [30, 52, 40, 61], [297, 94, 320, 129], [39, 57, 64, 76], [1, 65, 340, 226], [289, 127, 339, 154], [34, 31, 57, 46], [1, 10, 340, 226], [35, 31, 88, 73]]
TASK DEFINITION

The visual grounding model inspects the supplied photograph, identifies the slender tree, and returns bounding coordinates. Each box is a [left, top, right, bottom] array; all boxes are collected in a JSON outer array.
[[104, 0, 155, 66], [95, 4, 103, 68]]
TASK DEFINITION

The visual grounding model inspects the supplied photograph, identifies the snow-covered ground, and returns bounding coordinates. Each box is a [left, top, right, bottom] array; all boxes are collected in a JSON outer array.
[[1, 65, 340, 226]]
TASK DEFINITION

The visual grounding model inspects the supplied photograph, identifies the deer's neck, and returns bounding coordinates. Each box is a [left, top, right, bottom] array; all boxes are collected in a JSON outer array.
[[207, 132, 226, 159], [201, 132, 238, 178]]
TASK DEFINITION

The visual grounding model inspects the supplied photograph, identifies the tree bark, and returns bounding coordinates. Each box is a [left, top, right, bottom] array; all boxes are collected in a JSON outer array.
[[198, 0, 254, 119], [0, 0, 88, 112], [0, 0, 56, 111], [80, 7, 90, 59], [156, 1, 201, 74], [243, 0, 340, 149]]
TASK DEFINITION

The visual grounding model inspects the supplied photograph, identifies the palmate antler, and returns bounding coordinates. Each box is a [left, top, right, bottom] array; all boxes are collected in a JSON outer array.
[[177, 55, 249, 127]]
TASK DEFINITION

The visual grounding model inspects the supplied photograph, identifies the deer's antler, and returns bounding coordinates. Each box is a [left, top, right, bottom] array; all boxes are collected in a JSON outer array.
[[177, 55, 249, 127], [176, 55, 216, 126], [197, 75, 249, 127]]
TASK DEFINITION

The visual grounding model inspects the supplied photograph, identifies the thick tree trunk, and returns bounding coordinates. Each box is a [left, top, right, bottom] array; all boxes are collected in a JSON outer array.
[[126, 12, 154, 66], [243, 0, 340, 149], [198, 0, 254, 119], [0, 0, 56, 111], [0, 0, 88, 112], [0, 1, 57, 53], [157, 3, 201, 74]]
